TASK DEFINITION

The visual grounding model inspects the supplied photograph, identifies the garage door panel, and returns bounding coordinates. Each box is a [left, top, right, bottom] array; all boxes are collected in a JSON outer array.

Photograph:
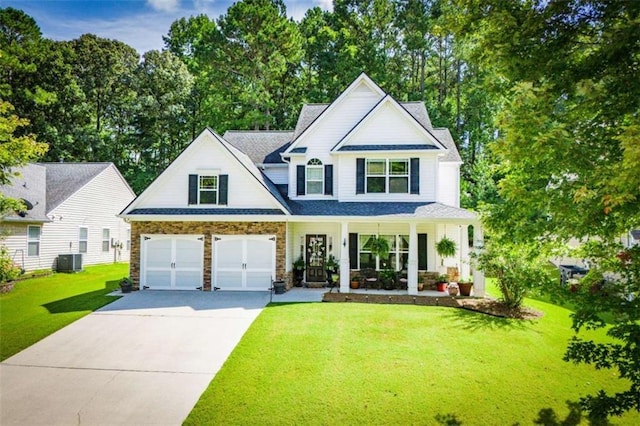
[[145, 270, 172, 289], [246, 272, 272, 289], [174, 270, 202, 289], [216, 271, 243, 289], [245, 239, 273, 270], [142, 235, 203, 291], [174, 238, 203, 269], [213, 235, 275, 291], [146, 239, 172, 268]]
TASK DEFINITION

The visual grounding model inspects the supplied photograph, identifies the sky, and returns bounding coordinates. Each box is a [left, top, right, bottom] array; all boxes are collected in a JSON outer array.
[[1, 0, 332, 53]]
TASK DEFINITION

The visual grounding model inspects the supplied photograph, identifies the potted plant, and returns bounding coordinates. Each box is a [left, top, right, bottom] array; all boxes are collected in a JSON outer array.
[[436, 274, 448, 292], [326, 254, 339, 273], [272, 279, 286, 294], [369, 236, 390, 260], [119, 277, 133, 293], [292, 255, 305, 287], [436, 236, 457, 265], [380, 268, 396, 290], [448, 283, 459, 296], [350, 274, 360, 289], [458, 277, 473, 296]]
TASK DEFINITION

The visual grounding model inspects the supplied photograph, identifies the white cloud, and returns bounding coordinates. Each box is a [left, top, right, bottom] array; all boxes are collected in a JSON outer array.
[[146, 0, 180, 13]]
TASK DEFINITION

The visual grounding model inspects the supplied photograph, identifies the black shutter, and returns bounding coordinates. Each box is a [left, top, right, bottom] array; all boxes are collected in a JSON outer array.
[[349, 233, 358, 269], [410, 158, 420, 194], [418, 233, 427, 270], [188, 174, 198, 205], [296, 165, 305, 196], [356, 158, 365, 194], [218, 174, 228, 205], [324, 164, 333, 195]]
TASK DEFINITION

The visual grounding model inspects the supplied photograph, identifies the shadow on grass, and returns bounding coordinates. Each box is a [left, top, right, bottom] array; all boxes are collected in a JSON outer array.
[[532, 400, 613, 426], [42, 279, 121, 314], [435, 413, 462, 425], [443, 307, 535, 331]]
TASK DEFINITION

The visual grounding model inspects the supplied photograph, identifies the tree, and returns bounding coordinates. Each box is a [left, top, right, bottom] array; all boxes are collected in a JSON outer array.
[[0, 100, 48, 214], [452, 0, 640, 419]]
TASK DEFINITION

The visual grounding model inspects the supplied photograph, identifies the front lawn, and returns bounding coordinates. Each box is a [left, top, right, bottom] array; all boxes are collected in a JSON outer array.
[[185, 299, 639, 425], [0, 263, 127, 360]]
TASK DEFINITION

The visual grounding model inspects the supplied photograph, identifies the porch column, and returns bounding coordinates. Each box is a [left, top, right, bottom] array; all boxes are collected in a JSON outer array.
[[408, 222, 418, 295], [340, 221, 350, 293], [472, 222, 485, 297], [460, 225, 470, 279]]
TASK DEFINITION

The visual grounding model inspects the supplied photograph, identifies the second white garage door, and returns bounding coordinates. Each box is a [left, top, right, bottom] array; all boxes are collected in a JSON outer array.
[[213, 235, 275, 291]]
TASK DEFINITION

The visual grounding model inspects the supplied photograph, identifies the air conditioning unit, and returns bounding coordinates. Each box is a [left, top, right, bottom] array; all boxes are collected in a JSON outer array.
[[57, 254, 82, 272]]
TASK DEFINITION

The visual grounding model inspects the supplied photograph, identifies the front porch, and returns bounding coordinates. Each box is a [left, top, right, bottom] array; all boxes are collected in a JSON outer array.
[[287, 206, 485, 297]]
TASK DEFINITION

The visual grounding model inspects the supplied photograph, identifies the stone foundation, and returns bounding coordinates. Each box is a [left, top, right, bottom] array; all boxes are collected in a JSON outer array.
[[130, 221, 286, 291]]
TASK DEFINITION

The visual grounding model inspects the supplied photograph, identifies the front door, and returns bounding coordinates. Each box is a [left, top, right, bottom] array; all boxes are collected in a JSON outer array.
[[306, 234, 326, 282]]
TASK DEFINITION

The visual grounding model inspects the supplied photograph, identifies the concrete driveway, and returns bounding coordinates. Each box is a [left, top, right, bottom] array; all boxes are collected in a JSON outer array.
[[0, 291, 272, 425]]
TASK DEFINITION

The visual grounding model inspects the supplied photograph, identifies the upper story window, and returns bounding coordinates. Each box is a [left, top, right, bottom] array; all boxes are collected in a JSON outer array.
[[306, 158, 323, 195], [199, 176, 218, 204], [188, 173, 228, 206], [27, 225, 41, 256], [366, 159, 409, 194]]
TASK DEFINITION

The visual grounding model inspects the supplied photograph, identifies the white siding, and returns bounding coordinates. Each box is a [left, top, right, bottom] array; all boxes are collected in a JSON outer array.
[[438, 162, 460, 207], [133, 131, 280, 210], [263, 165, 288, 185], [1, 165, 134, 271], [344, 103, 434, 146]]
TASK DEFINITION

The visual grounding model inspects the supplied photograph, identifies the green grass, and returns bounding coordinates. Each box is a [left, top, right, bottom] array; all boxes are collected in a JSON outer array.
[[185, 299, 639, 425], [0, 263, 127, 360]]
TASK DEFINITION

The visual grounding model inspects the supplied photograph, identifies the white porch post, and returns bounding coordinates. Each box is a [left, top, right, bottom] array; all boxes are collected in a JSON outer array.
[[460, 225, 470, 279], [340, 221, 350, 293], [472, 222, 485, 297], [408, 222, 418, 295]]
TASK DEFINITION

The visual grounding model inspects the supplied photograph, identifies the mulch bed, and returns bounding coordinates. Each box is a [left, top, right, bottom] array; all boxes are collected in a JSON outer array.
[[322, 292, 543, 320]]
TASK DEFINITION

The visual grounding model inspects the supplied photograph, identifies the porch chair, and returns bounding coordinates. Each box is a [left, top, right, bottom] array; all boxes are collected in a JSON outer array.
[[360, 268, 380, 290], [396, 270, 408, 290]]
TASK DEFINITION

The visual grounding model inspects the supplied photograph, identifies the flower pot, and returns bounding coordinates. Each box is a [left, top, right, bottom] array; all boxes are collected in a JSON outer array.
[[436, 282, 448, 292], [458, 282, 473, 296], [273, 281, 286, 295], [120, 283, 132, 293], [448, 285, 459, 296], [350, 280, 360, 289]]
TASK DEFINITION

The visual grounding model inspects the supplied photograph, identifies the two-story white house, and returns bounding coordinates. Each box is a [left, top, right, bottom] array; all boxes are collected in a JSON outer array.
[[120, 73, 484, 295]]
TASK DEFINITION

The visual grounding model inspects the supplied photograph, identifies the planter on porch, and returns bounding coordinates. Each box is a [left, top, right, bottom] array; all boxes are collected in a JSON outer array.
[[458, 281, 473, 297], [119, 277, 133, 293], [436, 274, 448, 292]]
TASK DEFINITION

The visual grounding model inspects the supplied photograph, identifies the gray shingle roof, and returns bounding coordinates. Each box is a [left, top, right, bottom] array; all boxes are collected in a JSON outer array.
[[128, 208, 285, 216], [223, 131, 293, 164], [287, 200, 477, 219], [0, 164, 48, 222], [41, 163, 111, 211], [431, 128, 462, 162], [293, 104, 328, 139], [401, 102, 433, 130]]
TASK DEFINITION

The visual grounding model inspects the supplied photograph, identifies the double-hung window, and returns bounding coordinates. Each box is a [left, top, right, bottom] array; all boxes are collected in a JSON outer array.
[[199, 176, 218, 204], [27, 225, 41, 256], [358, 234, 409, 270], [79, 227, 88, 253], [102, 229, 110, 252], [366, 159, 409, 194], [306, 158, 323, 194]]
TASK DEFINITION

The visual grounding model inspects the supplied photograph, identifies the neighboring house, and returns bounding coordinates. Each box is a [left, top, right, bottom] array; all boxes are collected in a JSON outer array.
[[1, 163, 136, 272], [121, 73, 484, 295]]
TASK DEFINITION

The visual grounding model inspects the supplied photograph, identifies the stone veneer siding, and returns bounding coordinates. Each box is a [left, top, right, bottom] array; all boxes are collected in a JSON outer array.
[[130, 221, 287, 291]]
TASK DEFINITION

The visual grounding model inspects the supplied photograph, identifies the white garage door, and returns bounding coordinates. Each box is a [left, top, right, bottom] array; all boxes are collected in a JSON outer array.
[[141, 234, 204, 290], [213, 235, 275, 291]]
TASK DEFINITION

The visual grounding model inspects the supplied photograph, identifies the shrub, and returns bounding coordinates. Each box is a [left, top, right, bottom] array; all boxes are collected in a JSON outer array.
[[475, 241, 553, 309], [0, 243, 21, 283]]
